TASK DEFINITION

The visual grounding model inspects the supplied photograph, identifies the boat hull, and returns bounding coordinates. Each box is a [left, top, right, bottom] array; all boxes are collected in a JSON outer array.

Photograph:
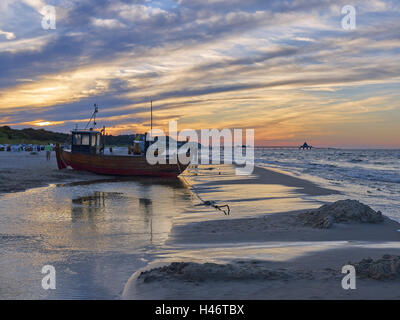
[[56, 146, 188, 177]]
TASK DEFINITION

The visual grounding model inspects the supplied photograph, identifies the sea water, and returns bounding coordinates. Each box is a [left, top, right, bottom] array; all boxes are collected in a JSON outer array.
[[254, 148, 400, 222]]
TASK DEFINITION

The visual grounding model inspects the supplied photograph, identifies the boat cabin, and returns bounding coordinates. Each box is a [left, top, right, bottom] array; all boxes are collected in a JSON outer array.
[[71, 129, 104, 155]]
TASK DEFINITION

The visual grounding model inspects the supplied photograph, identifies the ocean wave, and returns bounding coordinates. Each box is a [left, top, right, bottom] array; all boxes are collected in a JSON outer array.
[[350, 159, 363, 163], [343, 169, 400, 184], [255, 159, 400, 184]]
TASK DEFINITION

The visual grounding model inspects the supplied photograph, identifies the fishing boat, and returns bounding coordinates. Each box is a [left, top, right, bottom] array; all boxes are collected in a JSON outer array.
[[56, 105, 190, 177]]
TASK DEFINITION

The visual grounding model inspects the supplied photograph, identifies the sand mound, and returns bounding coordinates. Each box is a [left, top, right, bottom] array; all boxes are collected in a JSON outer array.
[[137, 261, 311, 283], [298, 199, 384, 229], [353, 255, 400, 280]]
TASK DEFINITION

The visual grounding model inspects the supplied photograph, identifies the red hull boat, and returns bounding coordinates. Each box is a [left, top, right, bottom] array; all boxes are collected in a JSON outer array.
[[55, 105, 189, 178], [56, 145, 189, 178]]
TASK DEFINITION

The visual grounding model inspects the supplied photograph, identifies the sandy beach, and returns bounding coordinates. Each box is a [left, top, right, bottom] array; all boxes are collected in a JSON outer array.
[[0, 151, 106, 194], [1, 152, 399, 300], [123, 164, 400, 300]]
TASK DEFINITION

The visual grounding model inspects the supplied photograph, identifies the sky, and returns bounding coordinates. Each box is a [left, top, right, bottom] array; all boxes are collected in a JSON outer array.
[[0, 0, 399, 148]]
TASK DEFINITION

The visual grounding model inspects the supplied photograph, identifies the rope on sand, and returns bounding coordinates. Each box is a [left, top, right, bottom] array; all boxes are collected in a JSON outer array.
[[177, 162, 230, 215]]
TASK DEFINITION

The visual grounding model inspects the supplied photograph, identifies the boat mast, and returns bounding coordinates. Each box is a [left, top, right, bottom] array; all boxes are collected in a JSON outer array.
[[85, 103, 98, 130]]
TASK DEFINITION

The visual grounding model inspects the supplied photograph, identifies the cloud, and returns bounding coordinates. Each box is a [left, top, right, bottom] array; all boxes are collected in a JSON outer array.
[[115, 4, 174, 22], [0, 34, 51, 52], [91, 18, 126, 29], [0, 29, 15, 40], [0, 0, 399, 147], [22, 0, 46, 13]]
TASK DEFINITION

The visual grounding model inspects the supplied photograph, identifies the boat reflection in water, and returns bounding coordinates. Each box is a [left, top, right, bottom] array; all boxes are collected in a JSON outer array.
[[0, 175, 192, 299], [71, 191, 124, 223]]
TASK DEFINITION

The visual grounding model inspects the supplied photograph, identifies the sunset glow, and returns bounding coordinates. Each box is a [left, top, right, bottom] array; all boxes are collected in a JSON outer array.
[[35, 121, 52, 126], [0, 0, 399, 147]]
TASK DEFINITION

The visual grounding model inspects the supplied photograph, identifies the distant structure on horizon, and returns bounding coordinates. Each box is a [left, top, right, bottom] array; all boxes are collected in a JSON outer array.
[[299, 141, 313, 150]]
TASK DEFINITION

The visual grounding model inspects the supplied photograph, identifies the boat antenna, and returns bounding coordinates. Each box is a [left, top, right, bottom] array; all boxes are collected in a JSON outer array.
[[93, 103, 98, 127], [85, 103, 99, 129]]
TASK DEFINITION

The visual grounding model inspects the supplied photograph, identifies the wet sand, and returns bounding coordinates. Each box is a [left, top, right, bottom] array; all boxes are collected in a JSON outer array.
[[198, 165, 341, 196], [170, 212, 400, 244], [0, 151, 105, 194], [123, 165, 400, 300], [123, 246, 400, 300], [0, 157, 192, 299]]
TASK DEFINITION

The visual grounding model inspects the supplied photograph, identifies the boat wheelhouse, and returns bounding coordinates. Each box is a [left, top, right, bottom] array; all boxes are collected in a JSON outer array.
[[71, 129, 104, 155]]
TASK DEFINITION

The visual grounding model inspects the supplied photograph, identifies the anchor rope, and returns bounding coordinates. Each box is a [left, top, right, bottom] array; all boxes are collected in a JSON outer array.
[[177, 160, 230, 215]]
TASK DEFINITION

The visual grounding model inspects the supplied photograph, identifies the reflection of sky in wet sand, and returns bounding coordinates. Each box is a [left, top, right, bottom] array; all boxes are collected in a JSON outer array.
[[176, 165, 329, 224], [0, 178, 192, 299], [1, 164, 381, 299]]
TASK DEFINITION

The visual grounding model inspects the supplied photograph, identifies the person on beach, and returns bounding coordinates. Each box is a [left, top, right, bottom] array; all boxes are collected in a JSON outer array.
[[45, 143, 52, 161]]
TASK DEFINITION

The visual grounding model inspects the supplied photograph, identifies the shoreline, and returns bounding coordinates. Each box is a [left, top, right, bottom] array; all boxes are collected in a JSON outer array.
[[0, 150, 353, 198], [1, 152, 399, 299], [0, 151, 338, 197]]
